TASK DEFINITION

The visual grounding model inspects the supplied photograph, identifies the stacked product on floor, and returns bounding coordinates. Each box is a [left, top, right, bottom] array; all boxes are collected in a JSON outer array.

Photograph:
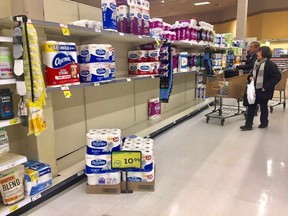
[[78, 44, 116, 82], [121, 137, 155, 184], [41, 41, 80, 87], [116, 0, 150, 35], [148, 97, 161, 120], [85, 129, 121, 188], [128, 44, 160, 75], [24, 160, 52, 196]]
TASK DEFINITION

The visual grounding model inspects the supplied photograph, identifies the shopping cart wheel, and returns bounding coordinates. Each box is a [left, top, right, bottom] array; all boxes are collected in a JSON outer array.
[[270, 107, 273, 113], [221, 119, 225, 126], [283, 102, 286, 109], [206, 117, 210, 123]]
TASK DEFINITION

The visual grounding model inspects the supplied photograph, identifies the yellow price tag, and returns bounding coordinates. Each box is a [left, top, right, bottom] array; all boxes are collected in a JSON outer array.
[[10, 204, 19, 212], [111, 151, 142, 169], [155, 38, 160, 46], [9, 118, 19, 125], [63, 90, 72, 98], [61, 27, 70, 36]]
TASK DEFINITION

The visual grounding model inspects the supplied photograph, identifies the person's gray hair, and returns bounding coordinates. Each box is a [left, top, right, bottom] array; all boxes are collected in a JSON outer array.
[[251, 41, 260, 49]]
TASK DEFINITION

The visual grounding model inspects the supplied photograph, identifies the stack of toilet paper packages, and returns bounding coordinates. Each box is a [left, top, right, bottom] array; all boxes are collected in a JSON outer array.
[[115, 0, 150, 35], [128, 49, 160, 75], [85, 129, 121, 185], [41, 41, 80, 87], [77, 44, 116, 83], [121, 137, 155, 182], [24, 160, 52, 196]]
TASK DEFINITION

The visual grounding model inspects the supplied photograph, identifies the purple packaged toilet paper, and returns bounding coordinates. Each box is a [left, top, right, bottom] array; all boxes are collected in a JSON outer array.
[[129, 4, 142, 35], [102, 0, 118, 31], [141, 0, 150, 35], [117, 5, 129, 33]]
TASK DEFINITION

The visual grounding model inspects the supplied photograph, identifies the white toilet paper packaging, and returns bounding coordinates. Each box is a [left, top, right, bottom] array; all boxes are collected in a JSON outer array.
[[0, 129, 9, 155], [129, 62, 154, 75], [128, 50, 148, 63], [80, 63, 113, 82], [87, 131, 121, 155], [148, 49, 160, 62], [86, 154, 114, 174], [87, 170, 120, 185], [78, 44, 115, 63], [101, 0, 117, 31], [122, 163, 154, 182]]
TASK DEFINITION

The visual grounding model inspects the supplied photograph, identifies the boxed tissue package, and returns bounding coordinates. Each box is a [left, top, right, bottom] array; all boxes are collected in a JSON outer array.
[[24, 160, 52, 196]]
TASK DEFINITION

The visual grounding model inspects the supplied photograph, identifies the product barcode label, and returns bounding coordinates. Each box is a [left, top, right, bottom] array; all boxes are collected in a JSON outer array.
[[127, 78, 132, 82], [77, 170, 84, 176], [31, 193, 41, 201]]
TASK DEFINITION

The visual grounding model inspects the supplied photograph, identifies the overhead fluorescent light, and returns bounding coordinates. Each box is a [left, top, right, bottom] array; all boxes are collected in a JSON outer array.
[[193, 2, 210, 6]]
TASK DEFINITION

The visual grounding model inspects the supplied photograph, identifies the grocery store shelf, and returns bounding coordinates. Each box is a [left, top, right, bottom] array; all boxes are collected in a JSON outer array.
[[0, 37, 12, 43], [0, 79, 16, 85], [174, 70, 198, 75], [0, 152, 27, 173], [0, 118, 20, 128], [0, 196, 31, 216], [46, 74, 159, 92]]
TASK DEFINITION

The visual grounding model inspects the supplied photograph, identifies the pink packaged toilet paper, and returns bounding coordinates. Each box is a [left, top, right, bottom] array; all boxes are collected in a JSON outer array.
[[117, 5, 129, 33], [128, 50, 148, 62], [148, 97, 161, 120]]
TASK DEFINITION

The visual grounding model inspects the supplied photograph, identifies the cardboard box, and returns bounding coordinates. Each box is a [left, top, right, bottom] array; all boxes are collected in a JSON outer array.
[[121, 181, 155, 192], [86, 183, 121, 194]]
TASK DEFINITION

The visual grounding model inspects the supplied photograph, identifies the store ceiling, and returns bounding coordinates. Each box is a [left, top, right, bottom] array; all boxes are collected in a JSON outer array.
[[148, 0, 238, 18], [74, 0, 238, 18]]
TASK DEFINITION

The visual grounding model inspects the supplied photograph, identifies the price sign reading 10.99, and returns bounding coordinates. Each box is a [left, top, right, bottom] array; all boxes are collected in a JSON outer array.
[[111, 151, 142, 169]]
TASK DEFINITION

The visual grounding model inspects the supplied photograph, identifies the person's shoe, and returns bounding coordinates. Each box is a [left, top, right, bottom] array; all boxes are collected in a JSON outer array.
[[258, 124, 268, 129], [240, 125, 253, 131]]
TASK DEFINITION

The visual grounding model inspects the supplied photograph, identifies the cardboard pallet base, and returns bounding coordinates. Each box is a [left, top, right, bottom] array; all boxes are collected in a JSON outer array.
[[121, 181, 155, 192], [86, 184, 121, 194]]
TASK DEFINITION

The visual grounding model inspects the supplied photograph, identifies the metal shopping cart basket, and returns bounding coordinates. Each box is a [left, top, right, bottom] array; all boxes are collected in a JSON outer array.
[[268, 69, 288, 113], [205, 72, 249, 126]]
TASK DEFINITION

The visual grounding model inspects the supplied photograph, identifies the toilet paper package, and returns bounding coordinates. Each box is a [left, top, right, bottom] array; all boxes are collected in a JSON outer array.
[[141, 0, 150, 35], [178, 52, 188, 72], [148, 49, 160, 62], [72, 20, 89, 27], [129, 62, 154, 75], [87, 170, 120, 185], [80, 63, 114, 82], [129, 4, 142, 35], [85, 154, 113, 174], [152, 62, 160, 74], [87, 131, 121, 155], [0, 129, 9, 155], [128, 50, 148, 62], [148, 97, 161, 120], [77, 44, 115, 63], [122, 163, 154, 182], [24, 160, 52, 196], [42, 41, 80, 87], [117, 5, 129, 33], [101, 0, 118, 31]]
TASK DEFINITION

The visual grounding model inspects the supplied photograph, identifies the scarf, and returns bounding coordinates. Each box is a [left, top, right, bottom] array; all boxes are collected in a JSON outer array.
[[253, 58, 267, 89]]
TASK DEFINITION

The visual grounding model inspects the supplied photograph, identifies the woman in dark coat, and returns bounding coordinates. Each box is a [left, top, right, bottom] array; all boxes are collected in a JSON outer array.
[[240, 46, 281, 131]]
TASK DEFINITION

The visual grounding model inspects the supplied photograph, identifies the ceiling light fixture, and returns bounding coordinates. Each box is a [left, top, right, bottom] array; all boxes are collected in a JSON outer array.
[[193, 1, 210, 6]]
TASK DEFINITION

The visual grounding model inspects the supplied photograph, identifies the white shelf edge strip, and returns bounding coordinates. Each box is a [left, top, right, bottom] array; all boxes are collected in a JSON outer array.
[[0, 36, 13, 43], [0, 196, 31, 216], [0, 79, 16, 85]]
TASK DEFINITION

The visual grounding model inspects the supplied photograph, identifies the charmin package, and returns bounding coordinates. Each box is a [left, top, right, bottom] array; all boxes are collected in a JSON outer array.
[[0, 128, 9, 155], [0, 165, 25, 205], [24, 160, 52, 196]]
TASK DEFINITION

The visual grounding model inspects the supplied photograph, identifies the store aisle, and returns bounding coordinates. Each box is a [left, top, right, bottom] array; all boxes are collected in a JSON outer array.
[[22, 103, 288, 216]]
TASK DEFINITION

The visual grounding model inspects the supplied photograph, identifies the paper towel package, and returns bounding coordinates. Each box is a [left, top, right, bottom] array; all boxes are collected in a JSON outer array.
[[128, 50, 148, 63], [24, 160, 52, 196], [78, 44, 115, 63], [79, 63, 114, 82], [86, 131, 121, 155], [42, 41, 80, 87], [87, 170, 120, 185], [102, 0, 118, 31]]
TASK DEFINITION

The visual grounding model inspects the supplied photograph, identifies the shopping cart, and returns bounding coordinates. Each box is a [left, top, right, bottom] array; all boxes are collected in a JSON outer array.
[[205, 73, 249, 126], [268, 69, 288, 113]]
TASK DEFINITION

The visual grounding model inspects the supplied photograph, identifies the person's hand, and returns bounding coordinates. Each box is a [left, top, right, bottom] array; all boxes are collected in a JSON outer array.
[[261, 88, 266, 92]]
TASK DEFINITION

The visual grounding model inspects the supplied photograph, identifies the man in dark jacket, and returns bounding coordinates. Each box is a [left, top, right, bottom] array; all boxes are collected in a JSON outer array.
[[240, 46, 281, 131], [236, 41, 260, 74]]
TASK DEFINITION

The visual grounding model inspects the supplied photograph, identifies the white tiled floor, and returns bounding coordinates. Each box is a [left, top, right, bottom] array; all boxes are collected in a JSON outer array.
[[22, 100, 288, 216]]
